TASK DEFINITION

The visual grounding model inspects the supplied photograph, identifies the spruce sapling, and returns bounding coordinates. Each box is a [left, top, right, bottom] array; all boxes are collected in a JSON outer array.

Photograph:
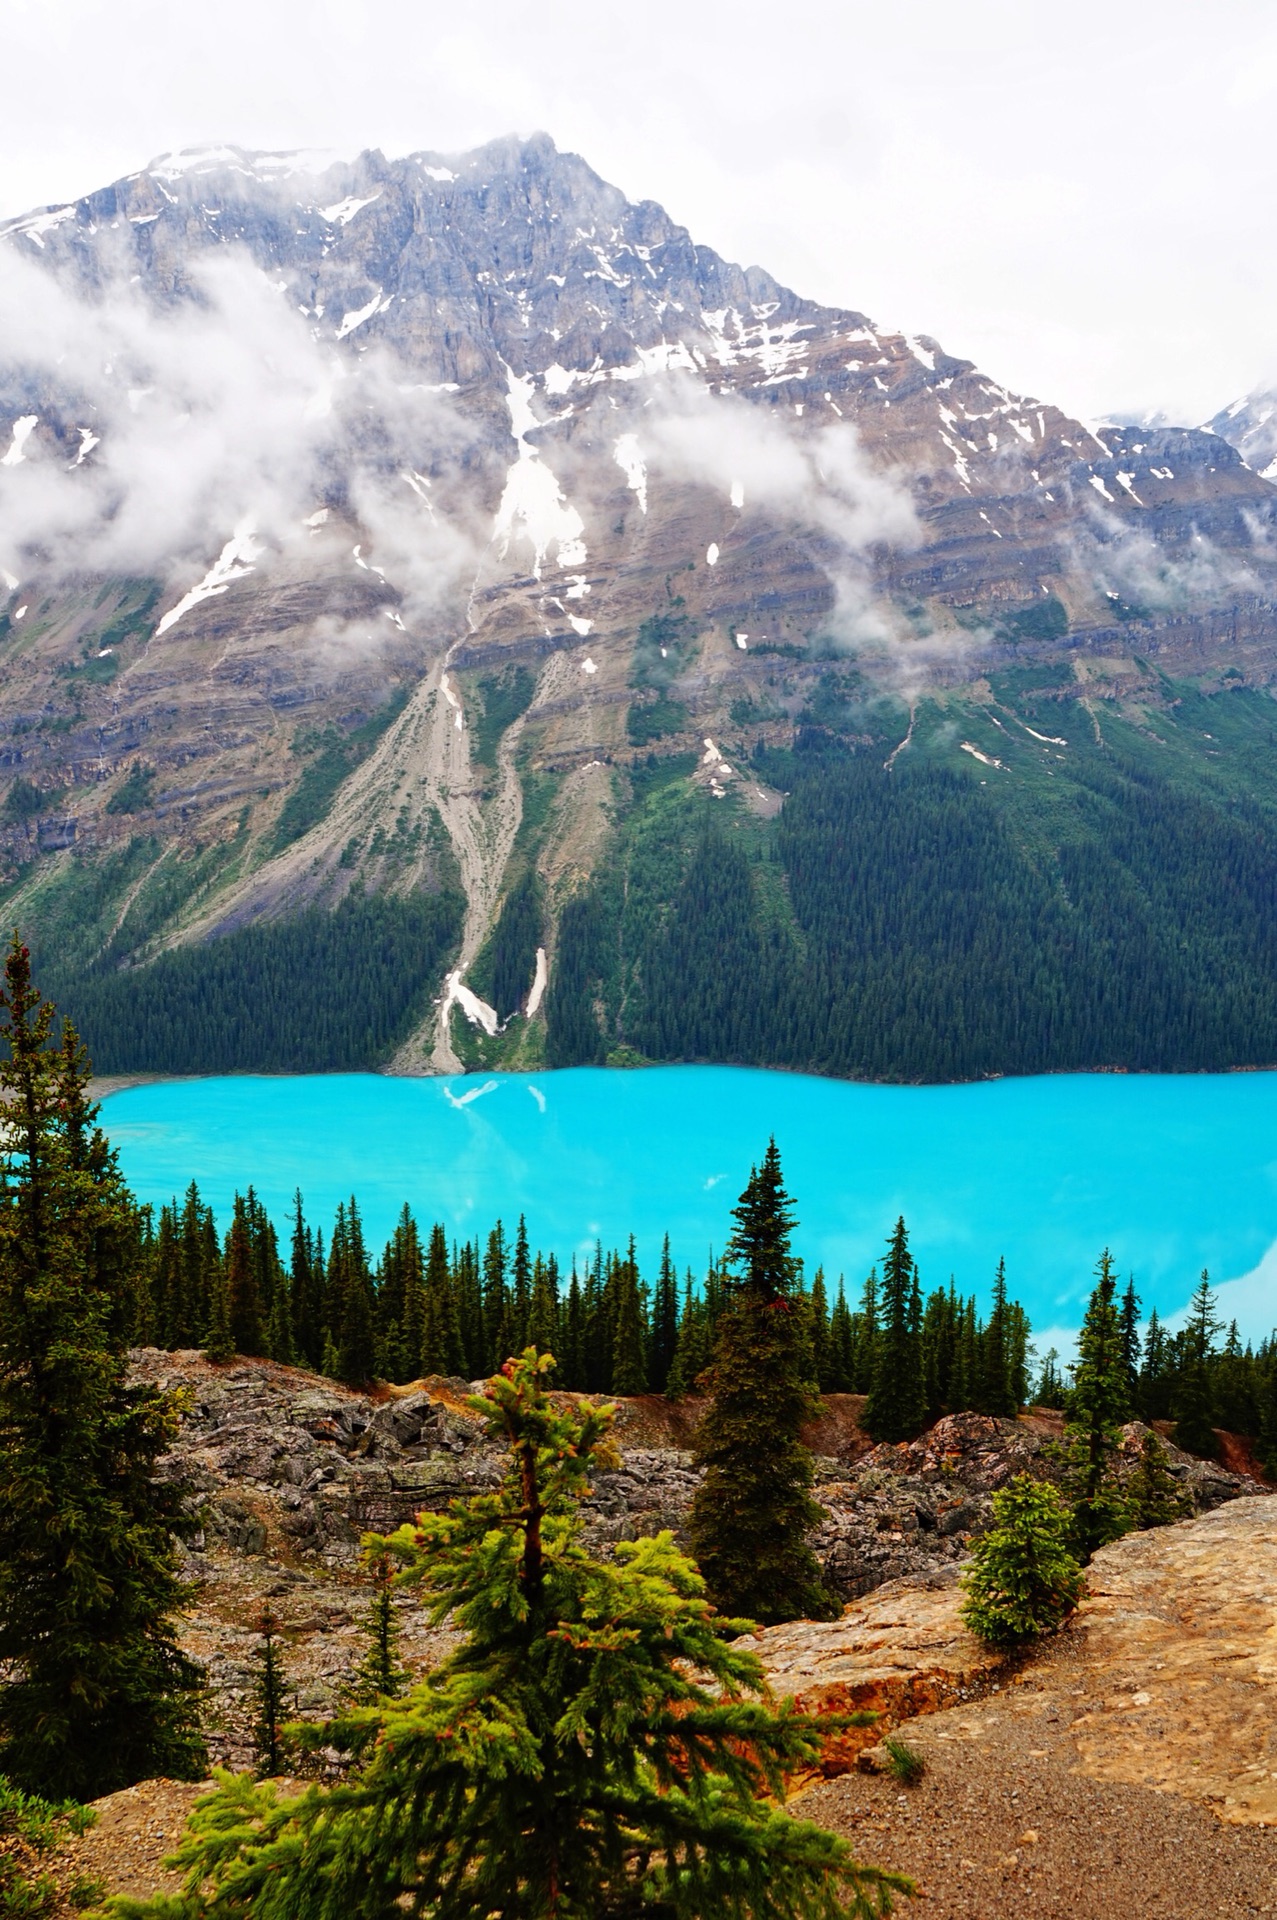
[[251, 1608, 290, 1778], [960, 1473, 1085, 1648], [1129, 1428, 1187, 1528], [347, 1550, 408, 1703]]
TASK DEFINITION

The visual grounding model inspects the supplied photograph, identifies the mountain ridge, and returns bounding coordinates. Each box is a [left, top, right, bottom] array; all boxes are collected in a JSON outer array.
[[5, 135, 1277, 1079]]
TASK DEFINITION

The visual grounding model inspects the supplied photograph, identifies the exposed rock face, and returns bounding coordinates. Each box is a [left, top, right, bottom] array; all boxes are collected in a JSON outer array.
[[1070, 1494, 1277, 1825], [138, 1352, 1261, 1599], [1209, 388, 1277, 482], [3, 136, 1277, 1006], [739, 1573, 1005, 1774]]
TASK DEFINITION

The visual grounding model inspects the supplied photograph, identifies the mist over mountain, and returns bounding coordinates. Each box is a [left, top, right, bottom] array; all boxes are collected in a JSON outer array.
[[5, 135, 1277, 1082]]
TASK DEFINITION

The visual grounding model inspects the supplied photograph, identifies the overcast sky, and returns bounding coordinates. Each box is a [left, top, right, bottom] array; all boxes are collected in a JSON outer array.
[[2, 0, 1273, 425]]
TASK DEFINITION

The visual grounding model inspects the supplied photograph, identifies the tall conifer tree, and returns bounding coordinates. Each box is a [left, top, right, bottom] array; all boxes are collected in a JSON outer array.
[[1172, 1271, 1221, 1458], [864, 1219, 925, 1442], [1063, 1250, 1132, 1560], [0, 935, 206, 1798], [690, 1142, 833, 1623], [226, 1197, 266, 1357], [651, 1232, 680, 1393]]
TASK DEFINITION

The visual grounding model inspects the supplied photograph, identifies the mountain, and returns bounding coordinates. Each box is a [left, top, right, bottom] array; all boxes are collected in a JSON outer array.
[[1208, 387, 1277, 482], [5, 135, 1277, 1081]]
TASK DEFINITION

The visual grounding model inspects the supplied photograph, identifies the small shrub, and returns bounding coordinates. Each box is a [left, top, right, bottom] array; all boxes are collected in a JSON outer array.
[[882, 1733, 926, 1786], [1129, 1428, 1189, 1529], [960, 1473, 1085, 1648], [0, 1776, 95, 1918], [67, 1870, 108, 1909], [105, 763, 155, 815]]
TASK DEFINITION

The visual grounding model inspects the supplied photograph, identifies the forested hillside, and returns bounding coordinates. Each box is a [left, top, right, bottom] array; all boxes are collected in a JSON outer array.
[[546, 672, 1277, 1080]]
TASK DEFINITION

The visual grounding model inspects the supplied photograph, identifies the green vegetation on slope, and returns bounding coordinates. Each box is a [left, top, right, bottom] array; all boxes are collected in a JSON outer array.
[[270, 690, 409, 854], [51, 890, 464, 1075], [548, 676, 1277, 1080]]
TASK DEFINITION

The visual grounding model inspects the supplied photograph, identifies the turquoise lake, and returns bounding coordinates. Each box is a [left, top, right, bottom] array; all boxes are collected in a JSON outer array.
[[101, 1066, 1277, 1348]]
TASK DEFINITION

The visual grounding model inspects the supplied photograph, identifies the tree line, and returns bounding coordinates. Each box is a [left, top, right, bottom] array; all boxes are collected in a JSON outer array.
[[129, 1179, 1036, 1436], [120, 1173, 1277, 1471]]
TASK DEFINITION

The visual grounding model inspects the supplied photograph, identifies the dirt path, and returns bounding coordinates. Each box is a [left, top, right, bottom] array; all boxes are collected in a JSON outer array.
[[802, 1649, 1277, 1918]]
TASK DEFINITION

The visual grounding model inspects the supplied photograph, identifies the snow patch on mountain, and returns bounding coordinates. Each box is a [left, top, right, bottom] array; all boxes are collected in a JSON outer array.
[[157, 524, 262, 636], [0, 417, 38, 467], [494, 369, 587, 577]]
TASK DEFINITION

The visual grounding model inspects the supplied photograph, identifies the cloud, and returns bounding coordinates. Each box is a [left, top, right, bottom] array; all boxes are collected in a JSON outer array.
[[0, 241, 483, 625], [1074, 506, 1261, 615], [641, 375, 919, 556], [627, 373, 936, 673]]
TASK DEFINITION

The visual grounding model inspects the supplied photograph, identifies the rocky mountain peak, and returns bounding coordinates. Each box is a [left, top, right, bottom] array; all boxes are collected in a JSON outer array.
[[4, 135, 1277, 1037]]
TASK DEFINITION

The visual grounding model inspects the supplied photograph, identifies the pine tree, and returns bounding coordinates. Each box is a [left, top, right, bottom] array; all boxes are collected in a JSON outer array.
[[1138, 1308, 1173, 1420], [332, 1199, 377, 1387], [453, 1238, 485, 1377], [225, 1197, 266, 1357], [560, 1263, 585, 1389], [823, 1277, 850, 1391], [0, 935, 207, 1799], [1257, 1344, 1277, 1478], [854, 1265, 879, 1393], [666, 1272, 708, 1398], [650, 1232, 680, 1393], [347, 1550, 408, 1704], [1035, 1347, 1064, 1407], [611, 1243, 648, 1394], [421, 1223, 464, 1377], [139, 1351, 910, 1920], [1213, 1320, 1256, 1436], [1062, 1251, 1132, 1561], [1118, 1277, 1141, 1417], [960, 1474, 1084, 1648], [690, 1143, 833, 1624], [289, 1189, 321, 1369], [203, 1259, 233, 1364], [1129, 1428, 1186, 1529], [976, 1259, 1017, 1417], [527, 1253, 560, 1361], [1172, 1271, 1221, 1459], [809, 1268, 833, 1391], [152, 1204, 181, 1349], [481, 1221, 508, 1373], [864, 1219, 925, 1443], [251, 1607, 290, 1778], [510, 1213, 532, 1353]]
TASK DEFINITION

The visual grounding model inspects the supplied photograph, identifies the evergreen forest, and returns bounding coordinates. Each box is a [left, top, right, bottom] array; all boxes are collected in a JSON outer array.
[[548, 690, 1277, 1080], [124, 1173, 1277, 1472], [10, 673, 1277, 1081]]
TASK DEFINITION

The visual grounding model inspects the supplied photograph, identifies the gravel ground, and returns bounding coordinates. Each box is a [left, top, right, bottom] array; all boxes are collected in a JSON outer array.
[[801, 1643, 1277, 1918]]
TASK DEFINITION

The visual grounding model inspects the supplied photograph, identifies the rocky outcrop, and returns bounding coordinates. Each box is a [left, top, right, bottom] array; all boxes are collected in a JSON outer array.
[[1068, 1494, 1277, 1825], [136, 1353, 1263, 1600], [740, 1573, 1005, 1774]]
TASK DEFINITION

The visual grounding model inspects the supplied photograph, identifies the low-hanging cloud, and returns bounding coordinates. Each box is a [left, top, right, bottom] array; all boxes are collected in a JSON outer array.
[[0, 240, 484, 626], [640, 375, 920, 556], [1074, 504, 1261, 616], [632, 374, 936, 670]]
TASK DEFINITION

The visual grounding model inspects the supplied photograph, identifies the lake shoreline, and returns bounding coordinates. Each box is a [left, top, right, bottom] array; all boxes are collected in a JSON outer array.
[[90, 1056, 1277, 1107]]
